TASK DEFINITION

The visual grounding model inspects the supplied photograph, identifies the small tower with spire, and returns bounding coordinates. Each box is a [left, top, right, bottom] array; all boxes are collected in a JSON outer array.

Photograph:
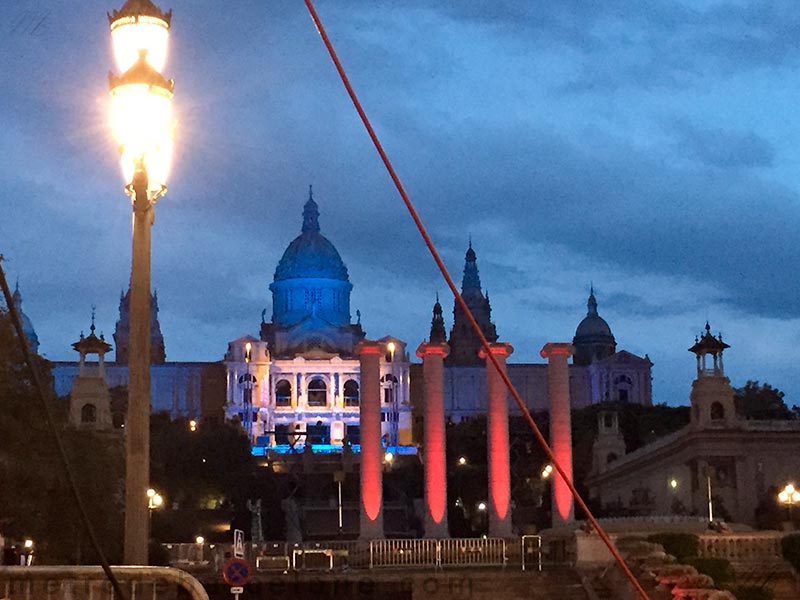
[[69, 308, 113, 430], [446, 241, 498, 365], [688, 322, 738, 429], [429, 294, 447, 344]]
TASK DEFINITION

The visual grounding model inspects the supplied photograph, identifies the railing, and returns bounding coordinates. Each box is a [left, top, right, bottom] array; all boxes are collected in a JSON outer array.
[[699, 533, 784, 561], [521, 535, 542, 571], [163, 542, 210, 566], [369, 538, 438, 569], [168, 538, 515, 572], [438, 538, 506, 568], [0, 566, 208, 600], [291, 540, 361, 570]]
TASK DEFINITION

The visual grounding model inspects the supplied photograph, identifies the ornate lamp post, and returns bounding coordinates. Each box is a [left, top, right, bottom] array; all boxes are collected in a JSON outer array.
[[107, 0, 175, 565]]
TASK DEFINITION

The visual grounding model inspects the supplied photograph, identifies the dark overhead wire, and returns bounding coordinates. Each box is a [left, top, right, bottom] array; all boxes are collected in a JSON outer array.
[[300, 3, 651, 598]]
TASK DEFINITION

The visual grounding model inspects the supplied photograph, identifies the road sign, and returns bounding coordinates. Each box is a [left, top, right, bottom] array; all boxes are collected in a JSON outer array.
[[233, 528, 245, 559], [222, 557, 251, 587]]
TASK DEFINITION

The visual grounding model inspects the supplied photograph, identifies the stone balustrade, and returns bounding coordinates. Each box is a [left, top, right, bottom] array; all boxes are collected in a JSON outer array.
[[698, 533, 783, 561]]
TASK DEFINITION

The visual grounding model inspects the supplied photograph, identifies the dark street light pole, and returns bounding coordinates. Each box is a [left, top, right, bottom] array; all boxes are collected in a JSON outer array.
[[107, 0, 175, 565]]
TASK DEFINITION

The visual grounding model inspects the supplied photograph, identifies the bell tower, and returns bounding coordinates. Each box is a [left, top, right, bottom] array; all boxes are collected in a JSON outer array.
[[69, 309, 113, 430], [591, 411, 626, 474], [688, 322, 738, 429]]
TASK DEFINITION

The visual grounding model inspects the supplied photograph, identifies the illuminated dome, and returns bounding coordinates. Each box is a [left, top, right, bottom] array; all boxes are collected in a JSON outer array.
[[274, 193, 348, 282], [269, 188, 353, 329], [573, 288, 616, 366]]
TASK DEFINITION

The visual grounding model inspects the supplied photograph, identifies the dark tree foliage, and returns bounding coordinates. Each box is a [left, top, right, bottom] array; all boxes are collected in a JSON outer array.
[[734, 381, 793, 420], [0, 311, 125, 564], [149, 414, 280, 542]]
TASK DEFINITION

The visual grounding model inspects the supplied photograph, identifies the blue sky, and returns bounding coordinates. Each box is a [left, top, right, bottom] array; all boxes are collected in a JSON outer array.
[[2, 1, 799, 407]]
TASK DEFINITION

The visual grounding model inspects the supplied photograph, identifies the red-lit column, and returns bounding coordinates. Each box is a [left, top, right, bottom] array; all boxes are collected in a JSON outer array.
[[356, 340, 384, 540], [479, 342, 514, 538], [540, 342, 575, 526], [416, 341, 450, 538]]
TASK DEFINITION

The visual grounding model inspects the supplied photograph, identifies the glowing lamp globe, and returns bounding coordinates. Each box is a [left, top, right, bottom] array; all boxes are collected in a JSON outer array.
[[108, 0, 172, 73], [109, 51, 175, 193]]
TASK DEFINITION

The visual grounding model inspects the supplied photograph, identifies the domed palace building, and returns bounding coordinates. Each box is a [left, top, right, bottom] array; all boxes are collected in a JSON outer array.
[[223, 189, 413, 454], [48, 188, 652, 449]]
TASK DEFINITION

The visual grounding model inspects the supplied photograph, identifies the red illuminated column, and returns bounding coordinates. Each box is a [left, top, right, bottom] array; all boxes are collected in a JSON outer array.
[[479, 342, 514, 538], [356, 340, 384, 540], [416, 341, 450, 538], [540, 342, 575, 526]]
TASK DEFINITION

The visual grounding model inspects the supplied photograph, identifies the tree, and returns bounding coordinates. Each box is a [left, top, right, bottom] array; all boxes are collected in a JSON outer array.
[[0, 309, 125, 564], [734, 381, 792, 420]]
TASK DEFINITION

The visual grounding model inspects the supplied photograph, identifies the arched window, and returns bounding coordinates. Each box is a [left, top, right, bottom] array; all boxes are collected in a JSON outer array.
[[710, 402, 725, 420], [81, 403, 97, 424], [307, 378, 327, 407], [275, 380, 292, 407], [344, 379, 360, 407], [381, 374, 398, 404], [238, 373, 256, 406], [614, 374, 633, 403]]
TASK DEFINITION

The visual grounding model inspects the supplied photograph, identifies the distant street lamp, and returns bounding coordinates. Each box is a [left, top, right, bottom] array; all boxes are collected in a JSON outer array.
[[778, 483, 800, 524], [147, 487, 163, 533], [22, 539, 34, 566], [107, 0, 175, 565], [477, 501, 487, 511], [457, 456, 467, 466], [541, 464, 553, 479], [189, 419, 197, 432], [669, 478, 678, 490]]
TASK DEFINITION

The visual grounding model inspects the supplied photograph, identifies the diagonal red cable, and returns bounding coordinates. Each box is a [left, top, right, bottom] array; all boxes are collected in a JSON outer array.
[[302, 1, 650, 598]]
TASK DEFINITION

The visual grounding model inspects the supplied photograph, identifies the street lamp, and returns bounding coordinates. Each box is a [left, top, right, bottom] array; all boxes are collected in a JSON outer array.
[[541, 464, 553, 479], [147, 487, 163, 532], [778, 483, 800, 524], [457, 456, 467, 466], [107, 0, 175, 566]]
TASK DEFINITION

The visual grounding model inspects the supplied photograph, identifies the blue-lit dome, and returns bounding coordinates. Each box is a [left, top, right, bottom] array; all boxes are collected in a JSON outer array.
[[274, 195, 349, 282], [269, 189, 353, 329]]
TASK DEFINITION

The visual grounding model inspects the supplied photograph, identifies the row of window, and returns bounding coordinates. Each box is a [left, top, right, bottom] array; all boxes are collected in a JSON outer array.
[[274, 378, 361, 407]]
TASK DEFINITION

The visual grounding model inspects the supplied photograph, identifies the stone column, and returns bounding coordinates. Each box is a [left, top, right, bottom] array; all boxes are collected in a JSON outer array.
[[540, 342, 575, 526], [479, 342, 514, 538], [357, 340, 384, 540], [416, 341, 450, 538]]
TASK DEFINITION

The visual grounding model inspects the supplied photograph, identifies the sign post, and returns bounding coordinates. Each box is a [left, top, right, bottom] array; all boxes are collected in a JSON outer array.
[[233, 528, 245, 559], [223, 557, 251, 600]]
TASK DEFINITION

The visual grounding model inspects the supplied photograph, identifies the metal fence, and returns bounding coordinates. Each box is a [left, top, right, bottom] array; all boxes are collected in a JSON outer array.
[[0, 566, 209, 600], [369, 538, 438, 569], [520, 535, 542, 571], [438, 538, 506, 568], [290, 540, 360, 570], [166, 537, 526, 573]]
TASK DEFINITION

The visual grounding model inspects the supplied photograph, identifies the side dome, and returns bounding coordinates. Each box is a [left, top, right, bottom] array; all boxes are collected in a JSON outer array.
[[573, 288, 616, 366], [273, 194, 349, 282]]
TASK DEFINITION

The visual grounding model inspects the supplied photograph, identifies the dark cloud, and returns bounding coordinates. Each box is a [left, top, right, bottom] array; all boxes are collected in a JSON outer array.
[[2, 0, 800, 406], [672, 119, 775, 169]]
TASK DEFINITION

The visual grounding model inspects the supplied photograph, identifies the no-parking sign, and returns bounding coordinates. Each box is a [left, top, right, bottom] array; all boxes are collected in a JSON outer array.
[[222, 557, 251, 587]]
